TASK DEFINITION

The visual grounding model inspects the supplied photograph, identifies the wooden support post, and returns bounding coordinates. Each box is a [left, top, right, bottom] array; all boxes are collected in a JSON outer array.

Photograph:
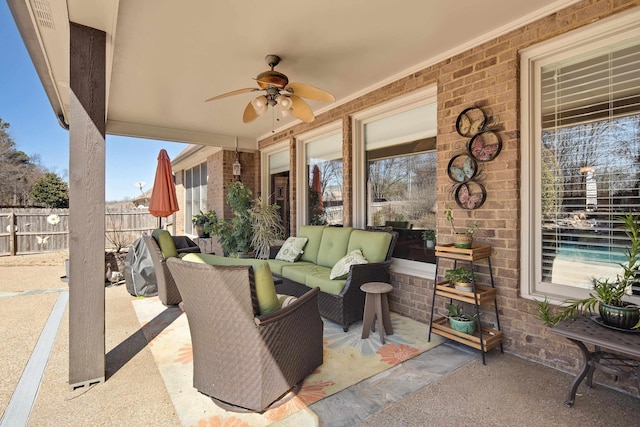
[[68, 22, 106, 389]]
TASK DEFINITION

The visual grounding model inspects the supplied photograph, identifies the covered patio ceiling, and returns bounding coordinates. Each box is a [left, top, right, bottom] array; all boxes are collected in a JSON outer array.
[[10, 0, 579, 151]]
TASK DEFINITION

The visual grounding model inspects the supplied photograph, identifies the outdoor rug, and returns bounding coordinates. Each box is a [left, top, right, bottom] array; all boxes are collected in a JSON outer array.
[[132, 296, 444, 426]]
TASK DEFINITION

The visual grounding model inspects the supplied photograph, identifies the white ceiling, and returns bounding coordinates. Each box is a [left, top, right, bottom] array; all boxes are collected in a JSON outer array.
[[12, 0, 580, 150]]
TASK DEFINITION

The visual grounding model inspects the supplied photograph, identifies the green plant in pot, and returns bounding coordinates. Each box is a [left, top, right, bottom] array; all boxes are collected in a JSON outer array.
[[447, 304, 476, 334], [207, 181, 255, 257], [536, 213, 640, 330], [249, 196, 284, 259], [444, 266, 473, 291], [445, 206, 478, 249], [192, 210, 217, 238], [422, 229, 436, 249]]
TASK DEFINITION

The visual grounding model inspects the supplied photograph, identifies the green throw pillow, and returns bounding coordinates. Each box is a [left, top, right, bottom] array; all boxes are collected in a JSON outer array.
[[329, 249, 368, 280], [275, 237, 308, 262], [181, 253, 281, 315], [152, 229, 179, 259]]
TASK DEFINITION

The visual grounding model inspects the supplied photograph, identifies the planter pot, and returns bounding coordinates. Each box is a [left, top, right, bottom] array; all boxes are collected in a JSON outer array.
[[454, 233, 473, 249], [194, 225, 209, 238], [449, 316, 476, 334], [454, 281, 473, 292], [425, 240, 435, 249], [599, 302, 640, 330]]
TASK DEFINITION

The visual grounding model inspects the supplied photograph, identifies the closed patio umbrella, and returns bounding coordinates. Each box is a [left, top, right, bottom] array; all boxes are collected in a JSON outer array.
[[149, 149, 179, 227], [311, 164, 324, 209]]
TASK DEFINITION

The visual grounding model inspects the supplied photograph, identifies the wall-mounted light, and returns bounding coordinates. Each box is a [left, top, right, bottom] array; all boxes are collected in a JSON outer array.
[[233, 136, 241, 177]]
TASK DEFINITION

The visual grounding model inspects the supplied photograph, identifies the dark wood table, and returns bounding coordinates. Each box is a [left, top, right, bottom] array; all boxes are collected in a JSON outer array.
[[551, 316, 640, 406]]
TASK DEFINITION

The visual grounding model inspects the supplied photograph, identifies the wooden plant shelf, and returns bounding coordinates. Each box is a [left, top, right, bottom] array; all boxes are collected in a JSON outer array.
[[431, 317, 502, 352], [435, 244, 491, 261], [435, 281, 497, 305]]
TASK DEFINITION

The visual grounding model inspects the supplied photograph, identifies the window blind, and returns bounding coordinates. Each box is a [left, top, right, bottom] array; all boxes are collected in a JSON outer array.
[[539, 39, 640, 293]]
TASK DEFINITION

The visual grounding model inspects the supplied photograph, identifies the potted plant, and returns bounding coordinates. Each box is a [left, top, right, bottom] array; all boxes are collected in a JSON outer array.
[[422, 229, 436, 249], [192, 210, 218, 238], [207, 181, 255, 257], [447, 304, 476, 334], [445, 206, 478, 248], [536, 213, 640, 330], [249, 196, 285, 259], [444, 266, 473, 291]]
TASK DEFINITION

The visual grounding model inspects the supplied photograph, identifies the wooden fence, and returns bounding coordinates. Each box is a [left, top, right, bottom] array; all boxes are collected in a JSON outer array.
[[0, 208, 160, 256]]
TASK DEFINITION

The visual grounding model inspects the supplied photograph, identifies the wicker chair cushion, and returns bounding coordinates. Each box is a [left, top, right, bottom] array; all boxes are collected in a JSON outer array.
[[297, 225, 326, 263], [275, 236, 308, 262], [181, 253, 281, 315], [152, 229, 179, 259], [347, 230, 393, 263], [316, 227, 354, 268], [329, 249, 368, 280]]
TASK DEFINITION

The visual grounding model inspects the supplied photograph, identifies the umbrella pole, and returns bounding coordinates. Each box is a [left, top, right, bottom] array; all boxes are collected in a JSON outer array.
[[157, 217, 162, 229]]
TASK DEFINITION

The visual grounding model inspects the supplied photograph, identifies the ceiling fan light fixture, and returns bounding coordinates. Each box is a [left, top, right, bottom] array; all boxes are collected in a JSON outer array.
[[205, 54, 334, 125], [251, 95, 268, 115], [276, 95, 292, 111]]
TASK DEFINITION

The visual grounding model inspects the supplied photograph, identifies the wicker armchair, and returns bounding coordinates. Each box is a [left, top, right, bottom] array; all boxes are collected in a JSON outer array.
[[166, 258, 323, 412], [143, 234, 183, 306]]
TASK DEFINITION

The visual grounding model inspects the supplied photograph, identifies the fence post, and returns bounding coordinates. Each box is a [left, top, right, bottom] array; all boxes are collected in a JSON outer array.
[[9, 212, 16, 256]]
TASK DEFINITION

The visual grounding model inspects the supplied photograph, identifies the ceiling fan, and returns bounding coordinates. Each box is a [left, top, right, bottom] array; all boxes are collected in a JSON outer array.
[[205, 54, 335, 123]]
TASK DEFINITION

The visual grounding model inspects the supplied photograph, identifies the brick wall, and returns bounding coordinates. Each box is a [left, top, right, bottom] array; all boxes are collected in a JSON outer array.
[[258, 0, 640, 393]]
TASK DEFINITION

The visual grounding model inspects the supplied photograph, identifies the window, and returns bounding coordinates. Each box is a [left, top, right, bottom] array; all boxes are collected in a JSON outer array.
[[353, 86, 438, 275], [297, 123, 343, 227], [367, 140, 437, 262], [520, 10, 640, 303], [184, 162, 207, 234], [262, 145, 291, 237]]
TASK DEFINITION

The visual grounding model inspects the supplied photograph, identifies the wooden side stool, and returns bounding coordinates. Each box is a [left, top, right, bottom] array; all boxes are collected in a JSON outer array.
[[360, 282, 394, 343]]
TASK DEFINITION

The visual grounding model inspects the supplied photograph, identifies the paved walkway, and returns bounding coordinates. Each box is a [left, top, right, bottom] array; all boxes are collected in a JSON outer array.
[[1, 253, 639, 426]]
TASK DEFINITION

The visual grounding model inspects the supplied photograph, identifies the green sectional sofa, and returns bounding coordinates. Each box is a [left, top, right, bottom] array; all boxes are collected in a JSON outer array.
[[268, 226, 398, 331]]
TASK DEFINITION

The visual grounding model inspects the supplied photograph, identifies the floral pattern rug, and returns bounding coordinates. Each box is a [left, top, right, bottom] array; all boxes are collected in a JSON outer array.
[[132, 296, 444, 426]]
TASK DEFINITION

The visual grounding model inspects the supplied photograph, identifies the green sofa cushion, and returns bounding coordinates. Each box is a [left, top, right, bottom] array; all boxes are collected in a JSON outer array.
[[267, 259, 314, 275], [347, 230, 392, 263], [280, 263, 317, 285], [181, 253, 281, 315], [152, 229, 179, 259], [297, 225, 326, 263], [316, 227, 353, 268], [281, 264, 346, 295], [306, 273, 347, 296]]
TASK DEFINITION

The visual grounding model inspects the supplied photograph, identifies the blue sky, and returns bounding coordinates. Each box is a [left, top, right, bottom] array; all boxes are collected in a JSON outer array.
[[0, 2, 187, 202]]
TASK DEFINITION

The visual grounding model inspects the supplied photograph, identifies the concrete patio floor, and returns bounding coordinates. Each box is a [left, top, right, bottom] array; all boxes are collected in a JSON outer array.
[[1, 252, 639, 426]]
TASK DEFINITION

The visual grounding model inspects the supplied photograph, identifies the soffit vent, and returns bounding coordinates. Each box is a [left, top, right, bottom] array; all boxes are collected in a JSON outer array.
[[30, 0, 55, 30]]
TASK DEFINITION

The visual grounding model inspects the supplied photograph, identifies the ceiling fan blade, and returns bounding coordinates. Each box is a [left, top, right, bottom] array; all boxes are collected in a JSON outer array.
[[242, 101, 260, 123], [286, 82, 335, 102], [204, 88, 257, 102], [289, 95, 315, 123]]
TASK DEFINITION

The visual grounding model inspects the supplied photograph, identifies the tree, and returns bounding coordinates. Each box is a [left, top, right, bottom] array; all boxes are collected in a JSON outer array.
[[31, 172, 69, 208], [0, 118, 46, 206]]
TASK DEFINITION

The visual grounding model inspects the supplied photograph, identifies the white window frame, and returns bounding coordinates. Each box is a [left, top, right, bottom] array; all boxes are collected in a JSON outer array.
[[352, 85, 438, 279], [295, 121, 343, 231], [520, 8, 640, 304], [260, 140, 290, 201], [184, 162, 207, 235]]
